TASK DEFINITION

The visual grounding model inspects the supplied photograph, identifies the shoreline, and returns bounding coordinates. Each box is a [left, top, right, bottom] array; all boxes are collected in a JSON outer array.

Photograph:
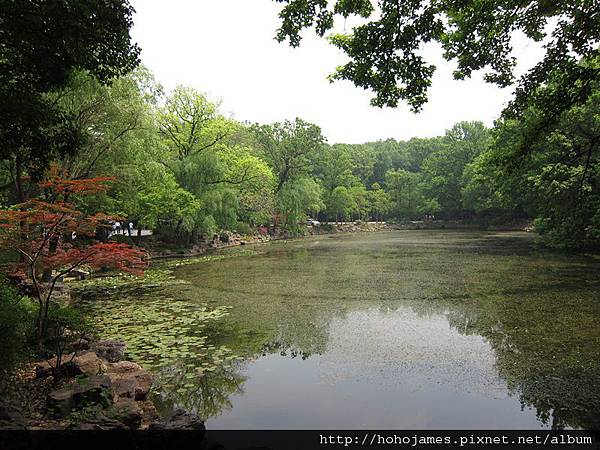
[[143, 220, 532, 260]]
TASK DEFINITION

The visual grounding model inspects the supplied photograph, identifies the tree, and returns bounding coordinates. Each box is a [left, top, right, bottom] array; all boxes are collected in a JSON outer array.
[[158, 87, 265, 241], [253, 118, 325, 193], [314, 144, 354, 192], [349, 185, 369, 221], [385, 169, 425, 220], [274, 0, 599, 123], [483, 79, 600, 247], [421, 121, 490, 217], [52, 69, 155, 181], [124, 163, 202, 236], [0, 0, 140, 185], [158, 86, 231, 163], [328, 186, 354, 223], [0, 174, 147, 341], [461, 150, 529, 219], [277, 177, 324, 232], [218, 147, 276, 226], [368, 183, 390, 223]]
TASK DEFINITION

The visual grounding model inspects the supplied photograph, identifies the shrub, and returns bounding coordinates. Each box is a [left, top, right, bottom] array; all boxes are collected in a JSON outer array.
[[235, 221, 254, 236], [45, 304, 93, 378], [320, 223, 335, 232], [0, 281, 36, 371], [533, 217, 551, 235]]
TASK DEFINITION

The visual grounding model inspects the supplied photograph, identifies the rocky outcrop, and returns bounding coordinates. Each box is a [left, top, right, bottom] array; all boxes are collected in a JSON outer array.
[[37, 345, 201, 431], [106, 398, 143, 430], [91, 340, 126, 363], [42, 347, 154, 429], [105, 360, 152, 401], [148, 409, 205, 430], [35, 351, 107, 378], [47, 374, 112, 417], [70, 399, 148, 431], [73, 416, 128, 430]]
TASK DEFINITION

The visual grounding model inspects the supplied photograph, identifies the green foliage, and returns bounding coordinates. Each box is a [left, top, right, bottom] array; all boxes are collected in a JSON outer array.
[[469, 72, 600, 248], [421, 121, 490, 218], [368, 183, 391, 222], [0, 0, 140, 182], [328, 186, 354, 222], [275, 0, 600, 121], [253, 118, 325, 193], [277, 177, 324, 233], [349, 184, 369, 221], [2, 41, 596, 255], [385, 169, 424, 220], [0, 282, 36, 371], [45, 303, 94, 376], [218, 146, 276, 225], [235, 221, 254, 236]]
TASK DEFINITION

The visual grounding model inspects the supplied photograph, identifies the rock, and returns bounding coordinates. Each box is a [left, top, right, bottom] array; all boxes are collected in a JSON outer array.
[[132, 372, 152, 400], [92, 340, 125, 363], [106, 361, 152, 401], [139, 400, 159, 424], [107, 360, 142, 374], [47, 374, 112, 417], [106, 399, 142, 430], [112, 378, 137, 401], [37, 351, 106, 378], [68, 351, 107, 376], [70, 339, 91, 353], [149, 409, 205, 430], [46, 389, 74, 417], [0, 400, 27, 430], [73, 416, 128, 430]]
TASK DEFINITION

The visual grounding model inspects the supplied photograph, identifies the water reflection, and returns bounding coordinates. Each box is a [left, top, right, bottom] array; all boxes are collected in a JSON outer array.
[[79, 231, 600, 429], [208, 307, 541, 429]]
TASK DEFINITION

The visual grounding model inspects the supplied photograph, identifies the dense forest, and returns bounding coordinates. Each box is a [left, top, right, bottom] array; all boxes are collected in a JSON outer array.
[[2, 64, 599, 249], [1, 1, 598, 253]]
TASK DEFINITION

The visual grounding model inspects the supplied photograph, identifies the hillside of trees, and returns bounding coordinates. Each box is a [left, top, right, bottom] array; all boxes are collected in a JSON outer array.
[[1, 1, 598, 253], [2, 65, 599, 249]]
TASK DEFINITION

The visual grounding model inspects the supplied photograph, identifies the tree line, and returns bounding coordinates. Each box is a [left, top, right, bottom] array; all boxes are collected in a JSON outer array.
[[1, 64, 599, 248], [1, 1, 598, 252]]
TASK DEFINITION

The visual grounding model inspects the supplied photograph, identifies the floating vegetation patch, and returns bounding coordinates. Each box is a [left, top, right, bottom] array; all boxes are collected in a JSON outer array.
[[69, 251, 258, 298], [80, 296, 231, 367], [71, 252, 261, 419], [161, 250, 256, 269], [69, 268, 185, 298], [77, 292, 245, 419]]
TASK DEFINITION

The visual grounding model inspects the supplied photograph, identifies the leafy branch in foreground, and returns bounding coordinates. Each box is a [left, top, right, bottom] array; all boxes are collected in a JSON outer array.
[[274, 0, 600, 120]]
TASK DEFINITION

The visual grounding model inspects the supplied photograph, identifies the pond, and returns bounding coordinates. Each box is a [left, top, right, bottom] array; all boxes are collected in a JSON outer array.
[[75, 230, 600, 429]]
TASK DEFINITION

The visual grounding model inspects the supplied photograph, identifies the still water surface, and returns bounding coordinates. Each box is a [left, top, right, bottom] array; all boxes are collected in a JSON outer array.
[[77, 231, 600, 429]]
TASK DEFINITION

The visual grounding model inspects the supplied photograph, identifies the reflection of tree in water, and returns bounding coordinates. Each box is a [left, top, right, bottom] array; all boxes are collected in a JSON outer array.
[[261, 340, 313, 359], [258, 305, 337, 360], [151, 305, 333, 420], [153, 362, 246, 420], [444, 297, 600, 429]]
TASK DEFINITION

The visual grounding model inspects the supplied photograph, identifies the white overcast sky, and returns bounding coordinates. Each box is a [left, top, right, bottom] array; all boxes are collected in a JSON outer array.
[[129, 0, 545, 144]]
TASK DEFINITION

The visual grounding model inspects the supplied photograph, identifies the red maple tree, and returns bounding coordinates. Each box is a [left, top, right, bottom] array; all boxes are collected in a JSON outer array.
[[0, 173, 147, 340]]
